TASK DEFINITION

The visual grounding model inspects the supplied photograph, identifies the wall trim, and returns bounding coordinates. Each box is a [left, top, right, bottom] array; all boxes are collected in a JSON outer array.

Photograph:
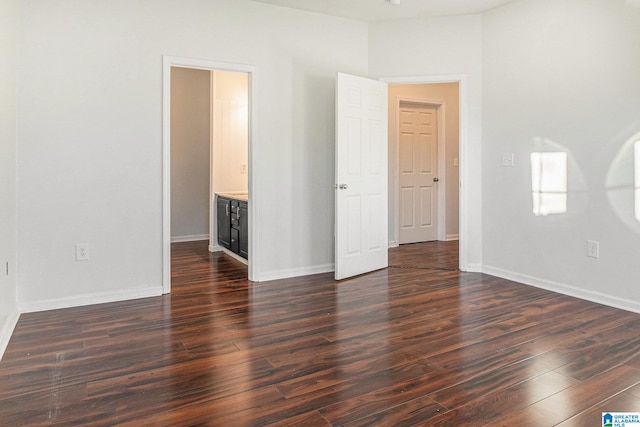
[[220, 248, 248, 266], [465, 263, 483, 273], [483, 265, 640, 314], [19, 286, 163, 314], [171, 234, 209, 243], [259, 264, 335, 282], [0, 309, 20, 362], [445, 234, 460, 241]]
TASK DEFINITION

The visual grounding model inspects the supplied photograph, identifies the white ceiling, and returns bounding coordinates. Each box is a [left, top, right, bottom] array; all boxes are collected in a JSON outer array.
[[250, 0, 517, 22]]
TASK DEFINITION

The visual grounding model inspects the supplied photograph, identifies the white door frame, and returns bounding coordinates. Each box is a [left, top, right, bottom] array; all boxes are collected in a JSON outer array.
[[395, 97, 446, 243], [381, 75, 468, 272], [162, 56, 258, 293]]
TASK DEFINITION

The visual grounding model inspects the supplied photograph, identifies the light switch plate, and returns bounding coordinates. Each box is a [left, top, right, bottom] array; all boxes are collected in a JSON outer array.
[[502, 153, 514, 167]]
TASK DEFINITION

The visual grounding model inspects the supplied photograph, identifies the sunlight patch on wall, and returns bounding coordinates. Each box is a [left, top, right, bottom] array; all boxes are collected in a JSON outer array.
[[531, 152, 568, 216], [605, 130, 640, 234]]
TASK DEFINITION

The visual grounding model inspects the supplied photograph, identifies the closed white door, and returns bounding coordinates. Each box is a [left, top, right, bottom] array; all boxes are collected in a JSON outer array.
[[335, 73, 388, 280], [399, 103, 438, 244]]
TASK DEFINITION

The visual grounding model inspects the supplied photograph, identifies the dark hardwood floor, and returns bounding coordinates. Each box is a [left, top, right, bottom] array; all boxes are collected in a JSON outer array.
[[388, 240, 459, 271], [2, 240, 640, 426]]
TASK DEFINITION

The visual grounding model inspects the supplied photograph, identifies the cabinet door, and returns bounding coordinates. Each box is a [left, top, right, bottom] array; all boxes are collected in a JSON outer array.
[[239, 201, 248, 259], [216, 197, 231, 249], [230, 227, 239, 254]]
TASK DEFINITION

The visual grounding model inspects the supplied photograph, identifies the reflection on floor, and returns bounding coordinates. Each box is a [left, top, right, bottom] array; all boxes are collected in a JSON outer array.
[[389, 240, 459, 271], [1, 239, 639, 426]]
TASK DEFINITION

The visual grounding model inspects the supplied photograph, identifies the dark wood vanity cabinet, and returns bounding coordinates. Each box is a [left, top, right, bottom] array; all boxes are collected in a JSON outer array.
[[216, 196, 231, 250], [238, 201, 248, 259], [216, 195, 248, 260]]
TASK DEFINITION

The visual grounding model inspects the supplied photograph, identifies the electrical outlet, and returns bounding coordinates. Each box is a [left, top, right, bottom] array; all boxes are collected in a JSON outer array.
[[502, 153, 515, 167], [76, 243, 90, 261], [587, 240, 599, 258], [240, 163, 248, 174], [453, 158, 459, 167]]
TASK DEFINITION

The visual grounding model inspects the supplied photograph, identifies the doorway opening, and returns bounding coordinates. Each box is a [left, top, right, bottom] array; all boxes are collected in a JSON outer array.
[[162, 57, 257, 293], [396, 100, 442, 244], [383, 77, 464, 270]]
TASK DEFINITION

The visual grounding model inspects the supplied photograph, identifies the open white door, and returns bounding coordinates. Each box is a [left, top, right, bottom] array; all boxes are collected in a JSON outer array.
[[335, 72, 388, 280]]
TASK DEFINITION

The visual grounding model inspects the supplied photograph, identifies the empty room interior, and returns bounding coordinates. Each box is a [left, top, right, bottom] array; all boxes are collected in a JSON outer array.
[[2, 0, 640, 425]]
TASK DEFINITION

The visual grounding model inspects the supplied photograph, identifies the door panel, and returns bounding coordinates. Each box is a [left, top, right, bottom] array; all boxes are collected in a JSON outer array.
[[368, 194, 384, 250], [347, 118, 362, 175], [335, 73, 388, 280], [400, 187, 415, 228], [420, 186, 434, 226], [346, 195, 362, 256], [399, 103, 438, 244], [369, 121, 384, 174], [400, 133, 414, 173], [420, 134, 434, 173]]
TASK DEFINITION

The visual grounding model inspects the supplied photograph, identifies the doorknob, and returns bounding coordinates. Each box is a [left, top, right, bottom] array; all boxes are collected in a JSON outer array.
[[339, 184, 348, 190], [433, 177, 439, 182]]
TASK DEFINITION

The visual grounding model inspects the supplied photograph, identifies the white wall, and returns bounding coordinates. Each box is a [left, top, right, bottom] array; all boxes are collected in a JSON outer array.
[[0, 0, 20, 358], [170, 67, 211, 241], [388, 83, 460, 243], [482, 0, 640, 311], [9, 0, 640, 347], [16, 0, 368, 309], [369, 15, 484, 269], [212, 71, 249, 194]]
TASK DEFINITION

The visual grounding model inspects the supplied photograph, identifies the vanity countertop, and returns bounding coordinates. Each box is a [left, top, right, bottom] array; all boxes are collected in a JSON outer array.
[[216, 192, 249, 202]]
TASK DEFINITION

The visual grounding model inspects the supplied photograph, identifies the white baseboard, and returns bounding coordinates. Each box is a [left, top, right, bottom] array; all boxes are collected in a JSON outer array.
[[171, 234, 209, 243], [390, 237, 458, 246], [258, 263, 335, 282], [220, 248, 248, 266], [0, 309, 20, 362], [463, 262, 483, 273], [19, 286, 163, 314], [483, 265, 640, 314]]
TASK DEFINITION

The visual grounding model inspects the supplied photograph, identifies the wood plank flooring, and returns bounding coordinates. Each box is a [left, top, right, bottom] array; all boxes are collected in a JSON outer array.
[[1, 240, 640, 425]]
